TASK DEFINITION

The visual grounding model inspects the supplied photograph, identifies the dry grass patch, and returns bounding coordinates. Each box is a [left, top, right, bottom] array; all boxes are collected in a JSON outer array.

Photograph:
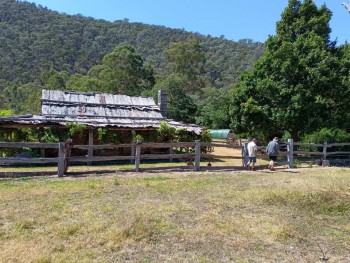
[[0, 168, 349, 262]]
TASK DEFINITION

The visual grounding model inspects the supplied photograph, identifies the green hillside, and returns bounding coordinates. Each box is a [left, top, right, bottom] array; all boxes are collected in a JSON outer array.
[[0, 0, 264, 113]]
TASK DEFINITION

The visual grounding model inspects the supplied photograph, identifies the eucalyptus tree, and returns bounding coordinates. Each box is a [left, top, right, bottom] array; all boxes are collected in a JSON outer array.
[[154, 74, 197, 124], [196, 87, 232, 129], [230, 0, 348, 141], [87, 45, 155, 96], [163, 38, 206, 93], [153, 38, 207, 124]]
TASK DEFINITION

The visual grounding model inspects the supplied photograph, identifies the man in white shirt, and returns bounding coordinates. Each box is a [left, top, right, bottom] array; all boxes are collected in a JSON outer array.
[[247, 138, 258, 171]]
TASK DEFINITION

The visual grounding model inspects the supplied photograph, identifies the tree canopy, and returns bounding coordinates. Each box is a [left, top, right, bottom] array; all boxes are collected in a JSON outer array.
[[1, 0, 349, 139], [230, 0, 350, 140], [70, 45, 155, 96], [0, 0, 264, 113]]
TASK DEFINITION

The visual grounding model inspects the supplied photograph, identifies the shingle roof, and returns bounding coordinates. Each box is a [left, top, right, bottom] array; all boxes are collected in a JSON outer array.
[[0, 89, 202, 134], [41, 89, 163, 119]]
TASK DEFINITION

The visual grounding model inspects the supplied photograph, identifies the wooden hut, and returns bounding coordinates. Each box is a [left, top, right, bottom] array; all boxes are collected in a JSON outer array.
[[0, 89, 202, 157]]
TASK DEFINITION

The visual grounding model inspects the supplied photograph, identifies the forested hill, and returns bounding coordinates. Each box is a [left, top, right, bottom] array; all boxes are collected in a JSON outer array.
[[0, 0, 264, 86], [1, 0, 348, 143]]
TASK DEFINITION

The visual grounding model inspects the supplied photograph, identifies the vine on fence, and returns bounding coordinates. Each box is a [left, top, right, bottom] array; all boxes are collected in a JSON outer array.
[[66, 122, 86, 138]]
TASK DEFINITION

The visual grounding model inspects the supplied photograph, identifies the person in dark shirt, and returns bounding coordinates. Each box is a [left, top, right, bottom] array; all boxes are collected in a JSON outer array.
[[266, 137, 279, 171]]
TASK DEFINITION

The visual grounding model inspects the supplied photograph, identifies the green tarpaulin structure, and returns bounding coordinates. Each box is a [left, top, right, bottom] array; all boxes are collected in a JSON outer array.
[[208, 129, 231, 139]]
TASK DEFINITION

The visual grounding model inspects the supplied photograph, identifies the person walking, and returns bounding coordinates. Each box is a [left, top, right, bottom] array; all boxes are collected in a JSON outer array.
[[247, 138, 258, 171], [266, 137, 279, 171]]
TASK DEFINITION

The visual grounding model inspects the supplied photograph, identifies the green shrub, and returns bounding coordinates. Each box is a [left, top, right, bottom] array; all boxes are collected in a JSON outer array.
[[0, 109, 13, 117], [66, 122, 86, 138], [301, 128, 350, 153], [157, 121, 176, 142], [302, 128, 350, 144], [97, 128, 124, 144]]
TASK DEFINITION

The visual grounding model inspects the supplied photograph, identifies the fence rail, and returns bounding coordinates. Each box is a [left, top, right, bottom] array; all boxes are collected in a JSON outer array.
[[0, 142, 59, 149], [1, 139, 349, 176], [0, 142, 60, 167], [0, 157, 58, 164]]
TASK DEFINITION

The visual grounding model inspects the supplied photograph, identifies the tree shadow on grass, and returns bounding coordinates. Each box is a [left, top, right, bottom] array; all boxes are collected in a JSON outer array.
[[0, 169, 116, 179], [2, 165, 332, 179]]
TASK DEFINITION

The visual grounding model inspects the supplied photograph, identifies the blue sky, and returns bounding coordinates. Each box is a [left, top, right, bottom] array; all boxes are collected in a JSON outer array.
[[28, 0, 349, 44]]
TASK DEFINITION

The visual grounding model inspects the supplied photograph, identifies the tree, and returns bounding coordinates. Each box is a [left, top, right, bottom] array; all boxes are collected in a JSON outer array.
[[163, 38, 206, 93], [66, 74, 103, 92], [87, 45, 155, 96], [0, 92, 11, 110], [196, 87, 232, 129], [230, 0, 348, 141], [339, 44, 350, 131], [154, 74, 197, 124], [41, 69, 69, 90], [4, 83, 41, 114]]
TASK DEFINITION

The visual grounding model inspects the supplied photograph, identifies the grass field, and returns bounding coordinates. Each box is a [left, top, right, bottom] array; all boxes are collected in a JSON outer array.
[[1, 167, 349, 262]]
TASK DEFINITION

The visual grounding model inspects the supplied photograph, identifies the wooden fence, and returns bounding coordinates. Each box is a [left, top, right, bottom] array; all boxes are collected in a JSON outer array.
[[0, 139, 349, 177], [288, 139, 350, 166]]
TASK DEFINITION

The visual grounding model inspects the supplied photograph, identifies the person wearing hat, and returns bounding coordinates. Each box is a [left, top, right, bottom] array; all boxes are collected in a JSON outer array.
[[247, 138, 258, 171], [266, 137, 279, 171]]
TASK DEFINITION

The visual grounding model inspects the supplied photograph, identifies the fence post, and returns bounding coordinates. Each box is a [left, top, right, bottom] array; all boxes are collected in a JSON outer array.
[[64, 139, 73, 173], [169, 142, 174, 162], [130, 145, 135, 164], [322, 141, 329, 167], [287, 139, 294, 168], [87, 129, 94, 165], [242, 142, 248, 167], [38, 128, 45, 158], [194, 140, 201, 171], [134, 140, 141, 172], [58, 142, 65, 177]]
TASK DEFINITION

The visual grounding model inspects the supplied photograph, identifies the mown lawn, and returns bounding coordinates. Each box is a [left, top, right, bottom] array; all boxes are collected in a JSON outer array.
[[0, 167, 349, 263]]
